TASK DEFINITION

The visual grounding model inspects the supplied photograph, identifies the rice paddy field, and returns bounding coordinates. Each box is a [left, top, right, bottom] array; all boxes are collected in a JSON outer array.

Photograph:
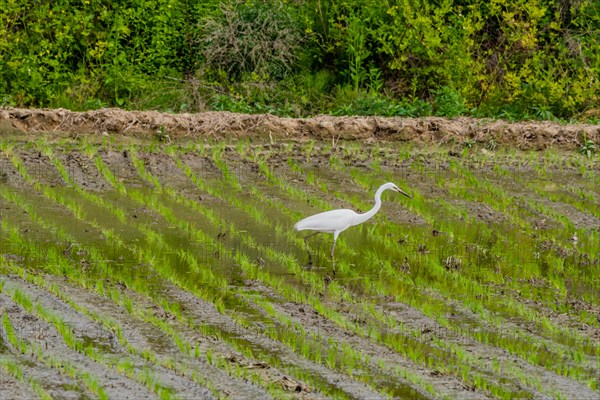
[[0, 135, 598, 400]]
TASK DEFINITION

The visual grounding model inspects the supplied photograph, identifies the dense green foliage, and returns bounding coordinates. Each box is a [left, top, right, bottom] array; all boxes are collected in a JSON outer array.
[[1, 0, 599, 120]]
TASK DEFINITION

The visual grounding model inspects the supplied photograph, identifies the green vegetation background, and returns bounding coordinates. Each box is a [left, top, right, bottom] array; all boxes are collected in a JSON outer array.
[[1, 0, 598, 121]]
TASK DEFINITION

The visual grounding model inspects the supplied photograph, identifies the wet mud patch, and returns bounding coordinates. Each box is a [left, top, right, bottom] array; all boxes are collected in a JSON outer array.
[[136, 151, 188, 187], [56, 150, 110, 191], [99, 149, 150, 189], [43, 274, 276, 400], [451, 200, 509, 224], [162, 284, 377, 400], [171, 152, 228, 203], [0, 157, 26, 187], [17, 151, 65, 187], [0, 366, 40, 400], [244, 280, 490, 399], [0, 281, 157, 400]]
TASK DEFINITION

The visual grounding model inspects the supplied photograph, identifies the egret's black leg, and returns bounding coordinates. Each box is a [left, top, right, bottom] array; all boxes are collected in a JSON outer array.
[[331, 257, 336, 278], [331, 233, 339, 278], [303, 232, 320, 266]]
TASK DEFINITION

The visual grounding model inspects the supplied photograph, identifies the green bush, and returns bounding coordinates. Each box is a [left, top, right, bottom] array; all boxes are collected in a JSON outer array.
[[0, 0, 213, 108], [434, 86, 467, 118], [332, 95, 432, 117], [0, 0, 598, 120], [298, 0, 599, 120]]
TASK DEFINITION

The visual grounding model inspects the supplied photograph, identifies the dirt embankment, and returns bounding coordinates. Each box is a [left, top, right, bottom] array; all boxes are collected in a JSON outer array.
[[1, 107, 598, 150]]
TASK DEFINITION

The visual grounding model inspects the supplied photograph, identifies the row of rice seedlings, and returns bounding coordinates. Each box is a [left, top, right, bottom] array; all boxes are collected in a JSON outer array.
[[47, 146, 375, 399], [445, 158, 599, 310], [0, 153, 303, 399], [324, 142, 596, 326], [227, 143, 334, 213], [0, 152, 308, 392], [333, 148, 598, 382], [250, 295, 439, 397], [451, 157, 577, 229], [1, 281, 179, 399], [0, 286, 112, 400], [0, 187, 303, 400], [449, 150, 595, 240], [423, 146, 598, 223], [230, 145, 592, 396], [483, 148, 599, 210], [519, 172, 599, 219], [93, 154, 128, 195], [278, 150, 600, 390], [117, 146, 431, 398], [40, 143, 127, 223], [0, 319, 54, 400], [172, 144, 536, 396], [566, 151, 599, 180], [124, 143, 516, 396], [246, 143, 596, 390], [338, 147, 598, 346]]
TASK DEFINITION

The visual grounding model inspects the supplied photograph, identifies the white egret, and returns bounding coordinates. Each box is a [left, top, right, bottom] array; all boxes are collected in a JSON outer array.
[[294, 182, 411, 270]]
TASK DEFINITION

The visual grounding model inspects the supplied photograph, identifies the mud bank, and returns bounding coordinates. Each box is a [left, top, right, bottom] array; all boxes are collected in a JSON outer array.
[[1, 107, 599, 150]]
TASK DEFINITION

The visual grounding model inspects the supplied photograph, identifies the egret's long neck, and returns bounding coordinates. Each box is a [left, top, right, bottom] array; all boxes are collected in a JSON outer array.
[[354, 186, 385, 226]]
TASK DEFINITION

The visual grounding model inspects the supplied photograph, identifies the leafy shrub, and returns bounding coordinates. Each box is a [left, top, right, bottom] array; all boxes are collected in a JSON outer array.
[[434, 86, 467, 118], [0, 0, 208, 108], [297, 0, 599, 120], [0, 0, 598, 120], [331, 94, 432, 117], [578, 135, 597, 158]]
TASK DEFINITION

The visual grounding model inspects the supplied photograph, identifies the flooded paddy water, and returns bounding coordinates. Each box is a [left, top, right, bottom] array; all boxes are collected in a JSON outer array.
[[0, 133, 598, 400]]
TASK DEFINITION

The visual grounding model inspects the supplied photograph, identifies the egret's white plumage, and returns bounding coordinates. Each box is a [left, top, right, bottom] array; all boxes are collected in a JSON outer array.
[[294, 182, 411, 268]]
